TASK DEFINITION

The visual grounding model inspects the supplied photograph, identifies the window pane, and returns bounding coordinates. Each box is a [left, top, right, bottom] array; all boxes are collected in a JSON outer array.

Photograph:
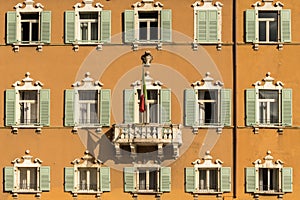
[[150, 22, 158, 40], [139, 170, 146, 190], [19, 167, 37, 190], [19, 91, 38, 124], [81, 23, 88, 40], [198, 90, 218, 124], [149, 170, 157, 190], [80, 12, 98, 19], [139, 22, 148, 40], [258, 11, 278, 42], [91, 22, 98, 40], [269, 20, 278, 41], [79, 90, 98, 100], [259, 21, 266, 42], [199, 169, 207, 190], [259, 90, 279, 124], [90, 168, 97, 191], [78, 90, 98, 124], [32, 22, 39, 41], [138, 11, 158, 41], [90, 103, 98, 123], [209, 169, 218, 191], [259, 168, 268, 191], [149, 103, 158, 123], [21, 22, 30, 41]]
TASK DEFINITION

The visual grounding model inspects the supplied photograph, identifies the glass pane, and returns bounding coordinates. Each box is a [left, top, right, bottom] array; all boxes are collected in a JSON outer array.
[[150, 22, 158, 40], [19, 168, 37, 190], [258, 11, 278, 42], [259, 90, 279, 124], [20, 91, 37, 100], [31, 22, 39, 41], [149, 170, 157, 190], [90, 168, 97, 191], [90, 103, 98, 123], [259, 21, 266, 42], [79, 168, 88, 190], [269, 20, 278, 41], [79, 103, 88, 124], [209, 169, 218, 190], [21, 22, 30, 41], [21, 13, 39, 20], [79, 90, 98, 101], [80, 12, 98, 20], [91, 22, 98, 40], [139, 22, 148, 40], [149, 103, 158, 123], [139, 170, 146, 190], [81, 23, 88, 40], [259, 168, 268, 191], [270, 168, 279, 191], [199, 169, 207, 190], [198, 90, 218, 124]]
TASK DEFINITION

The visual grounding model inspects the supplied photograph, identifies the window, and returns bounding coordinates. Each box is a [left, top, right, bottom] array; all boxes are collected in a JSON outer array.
[[64, 151, 110, 196], [4, 150, 50, 198], [124, 0, 172, 48], [245, 0, 291, 50], [65, 0, 111, 50], [64, 72, 111, 132], [5, 72, 50, 133], [124, 165, 171, 194], [185, 151, 231, 194], [192, 0, 223, 50], [245, 151, 293, 194], [6, 0, 51, 51], [184, 72, 231, 133], [245, 72, 292, 128]]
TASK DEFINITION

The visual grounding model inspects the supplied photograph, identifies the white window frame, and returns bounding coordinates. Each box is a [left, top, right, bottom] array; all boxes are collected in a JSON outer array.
[[136, 167, 159, 192], [192, 0, 223, 51], [11, 72, 44, 132], [191, 151, 223, 194]]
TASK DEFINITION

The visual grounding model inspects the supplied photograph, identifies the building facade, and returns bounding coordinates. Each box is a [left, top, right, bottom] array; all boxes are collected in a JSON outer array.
[[0, 0, 299, 199]]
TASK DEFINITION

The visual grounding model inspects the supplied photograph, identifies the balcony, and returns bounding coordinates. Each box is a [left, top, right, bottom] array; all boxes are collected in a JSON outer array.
[[113, 123, 182, 160]]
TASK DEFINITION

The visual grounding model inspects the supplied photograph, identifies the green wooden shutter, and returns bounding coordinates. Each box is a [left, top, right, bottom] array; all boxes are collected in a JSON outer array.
[[64, 167, 75, 192], [245, 9, 257, 43], [64, 89, 75, 126], [100, 167, 111, 192], [160, 9, 172, 42], [160, 89, 171, 124], [40, 11, 51, 43], [246, 89, 256, 126], [220, 167, 231, 192], [282, 167, 293, 192], [160, 167, 171, 192], [124, 89, 135, 123], [185, 167, 195, 193], [4, 167, 14, 192], [40, 166, 50, 191], [6, 11, 17, 44], [39, 89, 50, 126], [281, 9, 291, 43], [197, 10, 206, 42], [184, 89, 196, 126], [124, 10, 135, 43], [5, 89, 16, 126], [245, 167, 256, 193], [65, 11, 75, 43], [124, 167, 135, 192], [281, 88, 292, 126], [100, 10, 111, 43], [220, 89, 231, 126], [208, 10, 218, 42], [100, 89, 111, 126]]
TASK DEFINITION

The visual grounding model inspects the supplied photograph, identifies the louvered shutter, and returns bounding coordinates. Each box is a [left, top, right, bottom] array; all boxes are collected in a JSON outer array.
[[220, 89, 231, 126], [220, 167, 231, 192], [124, 89, 135, 123], [245, 167, 256, 192], [4, 167, 14, 192], [39, 89, 50, 126], [40, 166, 50, 191], [281, 88, 292, 126], [160, 9, 172, 42], [100, 167, 111, 192], [124, 10, 135, 43], [124, 167, 135, 192], [160, 89, 171, 124], [64, 89, 75, 126], [184, 89, 196, 126], [160, 167, 171, 192], [100, 10, 111, 43], [40, 11, 51, 43], [64, 167, 74, 192], [185, 167, 195, 192], [208, 10, 218, 42], [280, 9, 291, 43], [245, 10, 257, 43], [6, 11, 17, 44], [246, 89, 256, 126], [282, 167, 293, 192], [65, 11, 75, 43], [5, 89, 16, 126], [100, 89, 111, 126]]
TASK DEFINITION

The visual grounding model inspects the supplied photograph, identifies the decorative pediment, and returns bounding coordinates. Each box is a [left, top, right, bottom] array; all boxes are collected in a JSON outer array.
[[132, 0, 163, 11], [252, 72, 284, 89], [72, 72, 103, 89], [73, 0, 103, 11], [131, 71, 163, 90], [252, 0, 283, 10], [253, 150, 284, 168], [71, 150, 102, 168], [192, 72, 223, 90], [192, 151, 223, 168], [192, 0, 223, 9], [12, 72, 44, 90], [11, 150, 42, 168], [14, 0, 44, 12]]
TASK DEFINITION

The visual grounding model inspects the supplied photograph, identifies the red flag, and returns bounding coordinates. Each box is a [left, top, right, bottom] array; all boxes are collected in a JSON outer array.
[[139, 94, 145, 112]]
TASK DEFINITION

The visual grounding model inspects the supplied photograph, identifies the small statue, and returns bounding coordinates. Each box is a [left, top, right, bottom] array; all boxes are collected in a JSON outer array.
[[141, 50, 153, 67]]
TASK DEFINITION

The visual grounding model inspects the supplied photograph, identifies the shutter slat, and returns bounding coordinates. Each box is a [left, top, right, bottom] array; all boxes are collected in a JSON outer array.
[[64, 89, 75, 126], [5, 89, 16, 126], [281, 88, 292, 126], [40, 166, 50, 191], [124, 89, 135, 123], [41, 11, 51, 43], [281, 9, 291, 43], [39, 89, 50, 126], [160, 89, 171, 124], [65, 11, 75, 43], [185, 167, 195, 192], [220, 89, 231, 126], [100, 167, 111, 192], [100, 89, 111, 126], [246, 89, 256, 126], [124, 167, 135, 192], [64, 167, 74, 192], [282, 167, 293, 192], [184, 89, 196, 126], [220, 167, 231, 192], [6, 11, 17, 44], [160, 167, 171, 192], [124, 10, 135, 43], [160, 9, 172, 42], [245, 10, 257, 43], [100, 10, 111, 43]]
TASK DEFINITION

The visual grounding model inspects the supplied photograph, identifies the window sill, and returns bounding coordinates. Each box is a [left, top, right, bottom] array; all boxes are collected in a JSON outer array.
[[193, 191, 222, 194], [11, 125, 43, 134], [72, 42, 104, 51], [71, 191, 102, 197], [250, 42, 286, 51], [192, 42, 222, 51], [12, 42, 45, 52], [254, 191, 284, 195], [249, 125, 287, 134], [72, 125, 103, 133], [131, 41, 163, 51], [192, 125, 224, 134]]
